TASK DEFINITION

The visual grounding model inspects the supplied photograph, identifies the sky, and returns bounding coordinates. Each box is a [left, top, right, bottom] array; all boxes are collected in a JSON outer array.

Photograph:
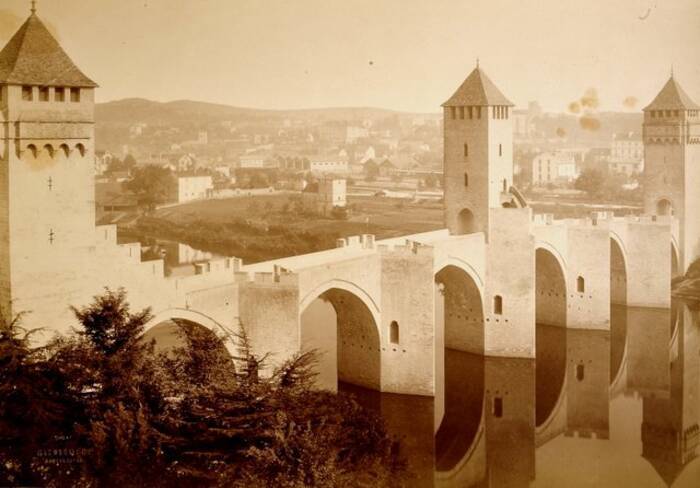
[[1, 0, 699, 113]]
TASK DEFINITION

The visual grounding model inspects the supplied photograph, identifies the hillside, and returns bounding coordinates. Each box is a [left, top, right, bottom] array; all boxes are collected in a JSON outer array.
[[95, 98, 431, 126]]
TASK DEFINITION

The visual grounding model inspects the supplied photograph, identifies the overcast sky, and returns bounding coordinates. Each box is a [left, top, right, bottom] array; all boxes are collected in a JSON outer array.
[[1, 0, 698, 113]]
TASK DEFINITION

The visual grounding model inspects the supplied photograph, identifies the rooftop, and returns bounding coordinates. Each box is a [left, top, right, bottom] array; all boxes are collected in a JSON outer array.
[[0, 12, 97, 87], [644, 76, 699, 111], [443, 66, 514, 107]]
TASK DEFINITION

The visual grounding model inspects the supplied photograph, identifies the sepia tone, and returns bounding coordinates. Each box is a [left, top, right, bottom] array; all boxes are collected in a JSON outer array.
[[1, 1, 699, 487]]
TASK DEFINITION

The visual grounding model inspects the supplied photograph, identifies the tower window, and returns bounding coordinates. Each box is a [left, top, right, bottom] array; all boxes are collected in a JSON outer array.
[[76, 143, 86, 157], [493, 295, 503, 315], [576, 364, 585, 381], [39, 86, 49, 102], [459, 106, 465, 119], [70, 88, 81, 103], [55, 87, 65, 102], [476, 106, 481, 119], [22, 86, 33, 101], [464, 143, 469, 157], [464, 172, 469, 187], [493, 397, 503, 418], [468, 106, 473, 119], [390, 321, 399, 344], [499, 144, 502, 156], [577, 276, 585, 293]]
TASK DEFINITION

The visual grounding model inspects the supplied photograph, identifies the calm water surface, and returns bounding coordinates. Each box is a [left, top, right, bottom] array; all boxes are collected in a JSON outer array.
[[334, 303, 700, 487]]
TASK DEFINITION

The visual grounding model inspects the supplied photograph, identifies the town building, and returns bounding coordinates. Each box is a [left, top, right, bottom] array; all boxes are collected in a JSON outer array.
[[318, 178, 347, 208], [177, 175, 213, 203], [309, 157, 349, 174], [609, 132, 644, 176], [532, 151, 578, 186]]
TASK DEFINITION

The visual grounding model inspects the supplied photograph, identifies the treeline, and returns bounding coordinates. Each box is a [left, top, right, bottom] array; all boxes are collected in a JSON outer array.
[[0, 290, 403, 487]]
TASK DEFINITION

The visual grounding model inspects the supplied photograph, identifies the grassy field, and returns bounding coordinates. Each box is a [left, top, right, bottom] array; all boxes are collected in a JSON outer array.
[[121, 194, 444, 263]]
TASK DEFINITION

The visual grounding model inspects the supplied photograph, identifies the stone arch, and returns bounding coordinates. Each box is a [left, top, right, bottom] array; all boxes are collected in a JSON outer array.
[[143, 308, 237, 357], [299, 283, 381, 391], [535, 245, 568, 327], [435, 263, 485, 355], [76, 143, 86, 157], [456, 208, 477, 235], [610, 234, 628, 305], [656, 198, 673, 216]]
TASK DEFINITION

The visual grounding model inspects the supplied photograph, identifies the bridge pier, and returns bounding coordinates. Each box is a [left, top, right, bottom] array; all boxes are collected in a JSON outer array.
[[484, 208, 535, 358], [378, 242, 436, 396]]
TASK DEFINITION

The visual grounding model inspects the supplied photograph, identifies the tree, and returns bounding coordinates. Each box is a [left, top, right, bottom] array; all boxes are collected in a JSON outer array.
[[364, 160, 379, 181], [1, 291, 405, 487], [574, 168, 605, 198], [124, 166, 175, 211], [330, 206, 348, 220], [123, 154, 138, 172]]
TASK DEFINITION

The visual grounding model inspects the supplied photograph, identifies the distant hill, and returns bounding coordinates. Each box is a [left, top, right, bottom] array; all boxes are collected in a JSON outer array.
[[95, 98, 433, 126]]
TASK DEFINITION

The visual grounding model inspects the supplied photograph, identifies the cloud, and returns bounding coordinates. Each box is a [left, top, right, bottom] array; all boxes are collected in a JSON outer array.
[[579, 115, 601, 131]]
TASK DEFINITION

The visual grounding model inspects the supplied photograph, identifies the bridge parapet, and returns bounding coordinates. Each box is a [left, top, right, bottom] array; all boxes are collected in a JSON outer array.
[[336, 234, 376, 249], [234, 266, 299, 286]]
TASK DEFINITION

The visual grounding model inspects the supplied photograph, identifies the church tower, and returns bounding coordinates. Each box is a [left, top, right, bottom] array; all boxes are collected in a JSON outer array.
[[643, 74, 700, 273], [442, 64, 515, 238], [0, 7, 98, 329]]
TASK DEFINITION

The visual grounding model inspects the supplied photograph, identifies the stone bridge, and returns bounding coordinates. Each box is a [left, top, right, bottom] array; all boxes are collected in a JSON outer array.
[[84, 205, 675, 398]]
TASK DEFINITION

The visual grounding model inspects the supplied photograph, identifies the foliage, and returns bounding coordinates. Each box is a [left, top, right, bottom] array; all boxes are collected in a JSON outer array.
[[0, 291, 403, 487], [124, 165, 176, 211], [573, 168, 605, 197], [330, 206, 348, 220]]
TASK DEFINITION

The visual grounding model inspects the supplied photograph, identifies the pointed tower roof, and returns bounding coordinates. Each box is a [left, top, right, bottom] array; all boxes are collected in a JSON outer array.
[[644, 76, 699, 111], [443, 66, 513, 107], [0, 12, 97, 87]]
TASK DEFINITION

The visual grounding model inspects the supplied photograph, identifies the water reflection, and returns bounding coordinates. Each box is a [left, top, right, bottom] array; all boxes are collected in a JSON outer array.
[[343, 302, 700, 487]]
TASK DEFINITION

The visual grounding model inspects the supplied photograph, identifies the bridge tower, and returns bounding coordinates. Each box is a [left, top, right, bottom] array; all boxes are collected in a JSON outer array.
[[643, 74, 700, 273], [442, 63, 515, 238], [0, 8, 98, 329]]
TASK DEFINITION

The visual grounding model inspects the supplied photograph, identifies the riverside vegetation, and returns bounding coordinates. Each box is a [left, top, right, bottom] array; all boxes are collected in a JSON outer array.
[[0, 289, 404, 487]]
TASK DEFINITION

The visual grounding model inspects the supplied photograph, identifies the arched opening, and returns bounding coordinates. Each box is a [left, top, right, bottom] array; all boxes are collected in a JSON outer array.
[[59, 144, 70, 158], [456, 208, 477, 235], [576, 364, 585, 382], [142, 318, 235, 382], [389, 321, 399, 344], [610, 238, 627, 306], [493, 295, 503, 315], [671, 242, 681, 278], [76, 143, 86, 157], [43, 144, 55, 158], [26, 144, 37, 158], [577, 276, 585, 293], [535, 247, 568, 428], [656, 199, 673, 216], [300, 287, 380, 392], [463, 172, 469, 187], [434, 265, 485, 472], [535, 248, 567, 327]]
